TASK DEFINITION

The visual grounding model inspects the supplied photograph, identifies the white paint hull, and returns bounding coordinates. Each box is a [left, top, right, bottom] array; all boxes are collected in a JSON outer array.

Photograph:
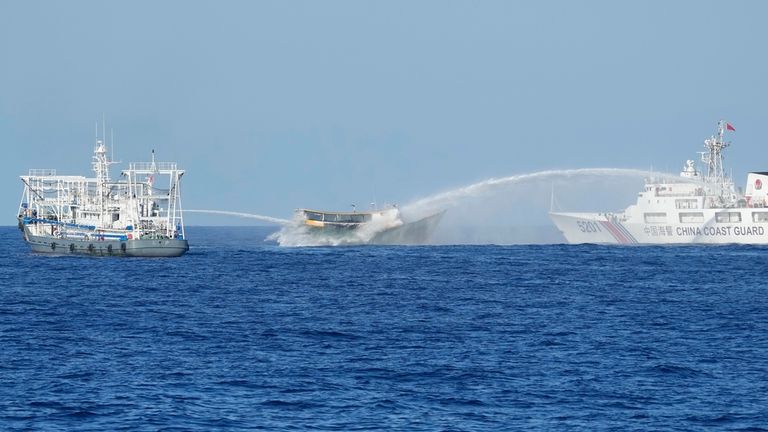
[[550, 211, 768, 244]]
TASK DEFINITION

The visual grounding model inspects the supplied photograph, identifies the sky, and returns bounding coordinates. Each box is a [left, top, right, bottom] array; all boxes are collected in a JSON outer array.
[[1, 1, 766, 226]]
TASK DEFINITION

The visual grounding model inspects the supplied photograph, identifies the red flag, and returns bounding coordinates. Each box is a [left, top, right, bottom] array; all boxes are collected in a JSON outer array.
[[726, 123, 736, 132]]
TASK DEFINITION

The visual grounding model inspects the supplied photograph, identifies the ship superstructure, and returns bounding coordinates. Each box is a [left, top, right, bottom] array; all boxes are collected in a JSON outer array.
[[550, 121, 768, 244], [17, 130, 188, 256]]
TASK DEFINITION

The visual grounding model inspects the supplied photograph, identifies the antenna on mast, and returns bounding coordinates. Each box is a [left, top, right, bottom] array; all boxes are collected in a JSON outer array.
[[102, 113, 106, 150], [702, 120, 730, 182]]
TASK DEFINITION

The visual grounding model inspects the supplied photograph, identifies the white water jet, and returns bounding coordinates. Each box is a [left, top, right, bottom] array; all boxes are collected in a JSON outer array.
[[185, 209, 291, 225], [400, 168, 677, 221], [188, 168, 683, 246]]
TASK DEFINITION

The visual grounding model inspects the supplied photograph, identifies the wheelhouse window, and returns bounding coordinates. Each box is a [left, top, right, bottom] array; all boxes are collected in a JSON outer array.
[[675, 199, 698, 209], [715, 212, 741, 223], [753, 212, 768, 223], [679, 212, 704, 223], [644, 212, 667, 223], [306, 212, 323, 221]]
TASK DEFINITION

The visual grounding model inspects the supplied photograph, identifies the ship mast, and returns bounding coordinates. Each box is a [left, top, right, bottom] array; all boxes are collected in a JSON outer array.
[[699, 120, 737, 204], [701, 120, 730, 184], [92, 120, 115, 227]]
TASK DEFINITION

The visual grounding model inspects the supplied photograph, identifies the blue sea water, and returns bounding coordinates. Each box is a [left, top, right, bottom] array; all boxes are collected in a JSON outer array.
[[1, 226, 767, 431]]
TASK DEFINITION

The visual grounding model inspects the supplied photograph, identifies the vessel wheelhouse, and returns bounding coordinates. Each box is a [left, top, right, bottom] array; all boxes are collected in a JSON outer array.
[[300, 208, 394, 230]]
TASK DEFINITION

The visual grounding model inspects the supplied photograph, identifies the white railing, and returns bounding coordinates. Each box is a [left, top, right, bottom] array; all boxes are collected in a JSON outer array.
[[28, 169, 57, 176], [125, 162, 178, 172]]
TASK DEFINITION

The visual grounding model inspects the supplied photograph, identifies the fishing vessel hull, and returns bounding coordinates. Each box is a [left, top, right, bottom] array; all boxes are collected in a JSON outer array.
[[295, 207, 402, 245], [279, 207, 445, 246], [23, 230, 189, 257], [550, 211, 768, 245]]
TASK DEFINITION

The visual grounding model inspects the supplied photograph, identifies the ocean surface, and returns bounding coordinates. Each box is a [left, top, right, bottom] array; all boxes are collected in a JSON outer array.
[[1, 226, 767, 431]]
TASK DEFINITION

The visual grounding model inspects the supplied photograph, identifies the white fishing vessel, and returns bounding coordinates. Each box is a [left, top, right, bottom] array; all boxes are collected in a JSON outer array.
[[17, 127, 188, 256], [550, 120, 768, 244]]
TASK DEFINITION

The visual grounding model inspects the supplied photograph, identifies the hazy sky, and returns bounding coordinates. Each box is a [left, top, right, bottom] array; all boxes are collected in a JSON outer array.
[[2, 1, 766, 225]]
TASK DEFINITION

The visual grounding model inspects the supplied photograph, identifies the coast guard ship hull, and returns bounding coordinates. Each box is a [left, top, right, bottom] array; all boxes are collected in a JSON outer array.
[[550, 211, 768, 244], [551, 121, 768, 245]]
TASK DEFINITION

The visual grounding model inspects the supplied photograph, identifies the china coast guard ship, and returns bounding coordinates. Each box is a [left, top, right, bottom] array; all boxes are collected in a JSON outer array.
[[550, 120, 768, 244], [17, 130, 188, 256]]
